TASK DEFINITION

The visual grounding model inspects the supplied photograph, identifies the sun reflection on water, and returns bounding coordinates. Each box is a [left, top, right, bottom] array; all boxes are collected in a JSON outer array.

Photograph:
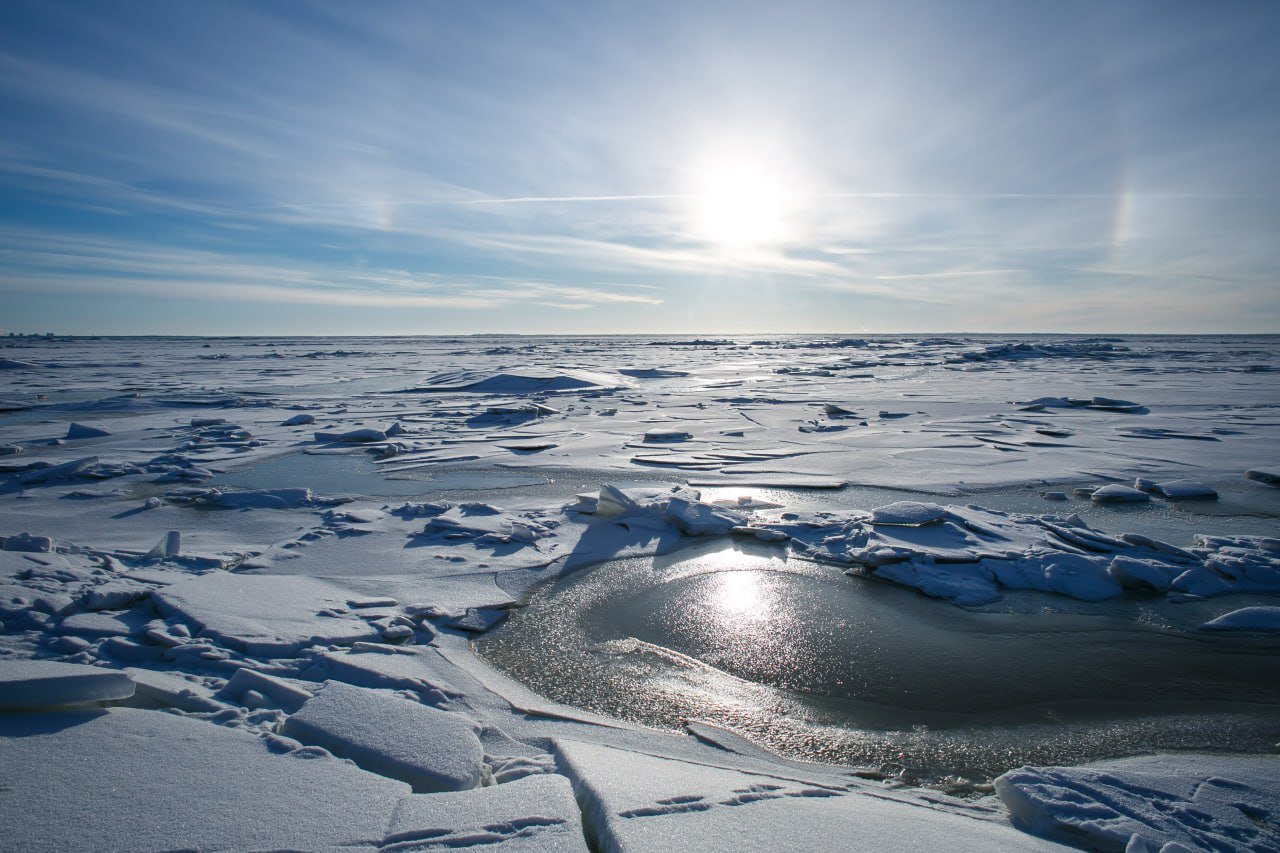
[[711, 571, 771, 619]]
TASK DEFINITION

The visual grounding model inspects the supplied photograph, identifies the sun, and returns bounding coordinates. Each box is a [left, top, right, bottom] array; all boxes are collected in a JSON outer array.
[[688, 156, 795, 252]]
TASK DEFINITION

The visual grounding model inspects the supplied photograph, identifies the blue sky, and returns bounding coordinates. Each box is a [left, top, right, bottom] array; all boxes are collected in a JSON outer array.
[[1, 0, 1277, 335]]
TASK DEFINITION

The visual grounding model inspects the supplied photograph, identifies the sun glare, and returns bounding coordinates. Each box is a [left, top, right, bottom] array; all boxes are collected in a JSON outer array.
[[688, 157, 795, 252], [712, 571, 768, 618]]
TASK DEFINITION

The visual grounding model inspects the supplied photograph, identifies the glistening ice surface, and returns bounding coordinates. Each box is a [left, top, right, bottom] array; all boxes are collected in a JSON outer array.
[[479, 541, 1280, 784]]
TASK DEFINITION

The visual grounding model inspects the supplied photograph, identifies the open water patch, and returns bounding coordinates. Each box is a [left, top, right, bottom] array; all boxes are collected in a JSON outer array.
[[477, 540, 1280, 785]]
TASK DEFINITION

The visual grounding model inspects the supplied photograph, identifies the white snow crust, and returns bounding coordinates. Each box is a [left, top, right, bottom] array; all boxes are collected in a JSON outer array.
[[995, 754, 1280, 851]]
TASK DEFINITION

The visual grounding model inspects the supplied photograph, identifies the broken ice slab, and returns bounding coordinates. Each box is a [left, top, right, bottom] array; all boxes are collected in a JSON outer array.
[[17, 455, 98, 484], [0, 707, 411, 852], [1, 532, 54, 552], [643, 428, 693, 442], [314, 427, 387, 443], [664, 497, 749, 536], [869, 501, 947, 525], [281, 680, 484, 793], [0, 660, 135, 709], [65, 422, 110, 439], [385, 774, 588, 851], [554, 739, 1061, 852], [153, 572, 381, 656]]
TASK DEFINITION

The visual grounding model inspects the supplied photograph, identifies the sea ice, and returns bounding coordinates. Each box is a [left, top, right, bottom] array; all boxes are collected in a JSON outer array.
[[3, 333, 1279, 850], [281, 680, 484, 792]]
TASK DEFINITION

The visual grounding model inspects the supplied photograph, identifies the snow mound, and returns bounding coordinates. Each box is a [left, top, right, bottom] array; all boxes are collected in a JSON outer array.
[[0, 660, 134, 709], [1246, 468, 1280, 486], [870, 501, 947, 525], [995, 754, 1280, 852], [1200, 606, 1280, 633], [415, 368, 619, 394], [1150, 479, 1218, 499], [1090, 484, 1150, 503], [283, 680, 483, 793]]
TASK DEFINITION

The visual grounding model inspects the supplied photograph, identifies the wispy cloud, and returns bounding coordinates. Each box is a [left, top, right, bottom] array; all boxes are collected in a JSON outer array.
[[1, 1, 1277, 332], [0, 228, 663, 311]]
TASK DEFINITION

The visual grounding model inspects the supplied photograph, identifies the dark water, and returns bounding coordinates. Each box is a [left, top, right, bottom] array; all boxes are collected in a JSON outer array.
[[477, 540, 1280, 785]]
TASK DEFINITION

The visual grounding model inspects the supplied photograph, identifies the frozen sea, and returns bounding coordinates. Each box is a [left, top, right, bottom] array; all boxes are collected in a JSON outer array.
[[1, 333, 1278, 851]]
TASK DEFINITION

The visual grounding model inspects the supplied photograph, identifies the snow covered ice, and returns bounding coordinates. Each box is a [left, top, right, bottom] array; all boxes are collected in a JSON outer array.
[[1, 333, 1279, 851]]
